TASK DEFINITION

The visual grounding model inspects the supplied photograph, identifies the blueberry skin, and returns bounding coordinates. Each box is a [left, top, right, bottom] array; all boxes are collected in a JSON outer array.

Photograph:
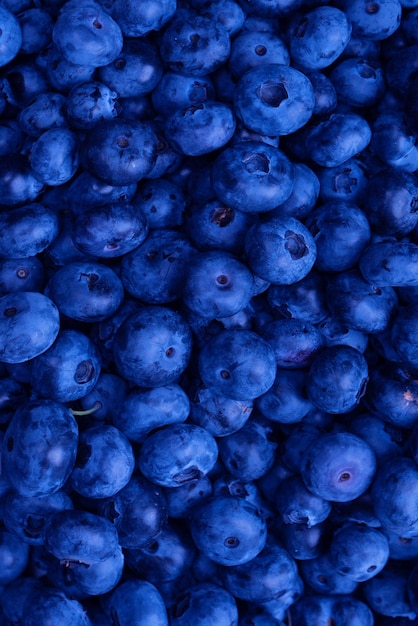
[[67, 80, 119, 130], [3, 490, 73, 546], [289, 6, 352, 70], [152, 72, 216, 117], [71, 424, 134, 499], [195, 0, 246, 37], [46, 261, 124, 323], [0, 530, 29, 585], [317, 157, 369, 207], [22, 586, 92, 626], [389, 303, 418, 368], [113, 306, 192, 388], [18, 8, 53, 55], [305, 201, 371, 273], [371, 111, 418, 172], [82, 118, 158, 185], [79, 372, 128, 421], [267, 270, 328, 324], [211, 141, 295, 213], [165, 475, 213, 519], [0, 6, 22, 67], [330, 58, 386, 107], [301, 432, 376, 502], [228, 30, 290, 79], [345, 0, 402, 41], [138, 423, 218, 488], [329, 523, 390, 582], [349, 412, 405, 461], [45, 44, 96, 93], [2, 399, 78, 497], [170, 582, 238, 626], [42, 509, 119, 565], [256, 368, 315, 424], [133, 178, 186, 230], [305, 113, 372, 167], [234, 64, 315, 136], [307, 346, 368, 414], [0, 155, 44, 206], [363, 167, 418, 236], [99, 39, 163, 98], [72, 202, 148, 258], [124, 520, 196, 583], [0, 292, 60, 363], [244, 217, 316, 285], [198, 329, 276, 400], [30, 127, 79, 186], [189, 382, 253, 437], [0, 203, 59, 258], [220, 539, 300, 603], [165, 102, 236, 156], [300, 552, 359, 595], [261, 318, 324, 368], [279, 519, 330, 562], [0, 377, 26, 424], [160, 15, 231, 77], [326, 270, 398, 334], [185, 201, 256, 255], [67, 171, 137, 216], [363, 562, 415, 619], [359, 241, 418, 286], [190, 495, 267, 566], [105, 579, 168, 626], [182, 250, 254, 319], [0, 119, 23, 156], [217, 419, 276, 481], [114, 383, 190, 443], [52, 3, 123, 67], [304, 72, 337, 119], [18, 92, 68, 138], [98, 475, 167, 549], [270, 162, 320, 221], [111, 0, 176, 36], [66, 544, 124, 596], [275, 475, 331, 527]]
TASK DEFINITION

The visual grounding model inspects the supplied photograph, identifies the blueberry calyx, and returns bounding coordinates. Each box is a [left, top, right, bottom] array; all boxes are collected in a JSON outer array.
[[224, 536, 240, 548], [257, 81, 289, 107], [242, 151, 270, 174]]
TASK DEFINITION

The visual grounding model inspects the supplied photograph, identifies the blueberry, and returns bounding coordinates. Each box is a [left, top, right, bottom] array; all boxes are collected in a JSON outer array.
[[198, 328, 276, 400], [152, 72, 216, 117], [113, 305, 193, 387], [190, 495, 267, 566], [165, 101, 236, 156], [46, 261, 124, 323], [72, 202, 148, 258], [160, 14, 230, 77], [52, 3, 123, 67], [301, 432, 376, 502], [82, 118, 158, 185], [360, 240, 418, 286], [275, 475, 331, 527], [170, 582, 238, 626], [211, 141, 295, 213], [104, 579, 168, 625], [0, 6, 22, 67], [0, 291, 60, 363], [344, 0, 402, 41], [42, 508, 119, 566], [0, 203, 59, 258], [244, 217, 317, 285], [17, 8, 53, 55], [330, 57, 386, 107], [20, 586, 93, 626], [234, 63, 315, 136], [67, 80, 119, 130], [289, 6, 352, 70], [189, 381, 253, 437], [307, 345, 369, 414], [2, 399, 78, 497], [329, 523, 390, 581], [98, 474, 167, 550], [0, 530, 29, 585], [228, 30, 290, 79], [138, 423, 218, 488]]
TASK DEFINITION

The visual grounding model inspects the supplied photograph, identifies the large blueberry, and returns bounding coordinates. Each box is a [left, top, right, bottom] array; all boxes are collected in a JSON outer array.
[[234, 63, 315, 135], [2, 399, 78, 497], [0, 292, 60, 363], [113, 306, 193, 387], [301, 432, 376, 502], [198, 329, 276, 400]]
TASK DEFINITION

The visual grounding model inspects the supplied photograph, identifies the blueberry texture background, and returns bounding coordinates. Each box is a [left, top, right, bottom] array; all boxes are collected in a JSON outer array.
[[1, 0, 418, 624]]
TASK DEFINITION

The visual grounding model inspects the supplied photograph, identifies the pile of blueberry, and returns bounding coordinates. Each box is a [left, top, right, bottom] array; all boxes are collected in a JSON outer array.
[[1, 0, 418, 623]]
